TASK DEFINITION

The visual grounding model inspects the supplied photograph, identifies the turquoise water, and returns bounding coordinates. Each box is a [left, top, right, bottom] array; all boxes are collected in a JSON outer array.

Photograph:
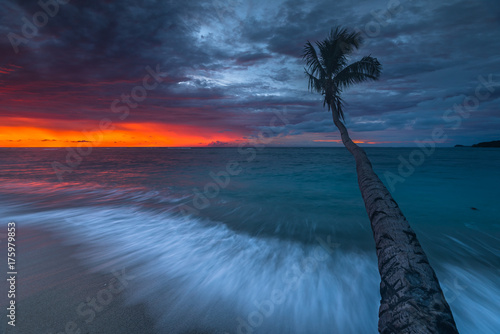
[[0, 147, 498, 333]]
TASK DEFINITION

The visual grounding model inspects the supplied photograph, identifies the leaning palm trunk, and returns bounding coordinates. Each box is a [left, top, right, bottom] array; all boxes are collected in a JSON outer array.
[[332, 111, 459, 334], [303, 26, 459, 333]]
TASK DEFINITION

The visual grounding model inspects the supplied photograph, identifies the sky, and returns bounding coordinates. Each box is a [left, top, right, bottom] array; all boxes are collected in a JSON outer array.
[[0, 0, 499, 147]]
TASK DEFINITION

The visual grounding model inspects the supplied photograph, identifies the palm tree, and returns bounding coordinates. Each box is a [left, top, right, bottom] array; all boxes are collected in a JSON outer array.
[[303, 27, 459, 334]]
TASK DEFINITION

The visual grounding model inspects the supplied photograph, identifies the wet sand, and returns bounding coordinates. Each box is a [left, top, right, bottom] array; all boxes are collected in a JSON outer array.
[[0, 227, 157, 334]]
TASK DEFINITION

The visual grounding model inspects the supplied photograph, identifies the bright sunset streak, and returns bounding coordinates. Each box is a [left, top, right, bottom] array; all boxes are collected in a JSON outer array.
[[0, 120, 243, 147]]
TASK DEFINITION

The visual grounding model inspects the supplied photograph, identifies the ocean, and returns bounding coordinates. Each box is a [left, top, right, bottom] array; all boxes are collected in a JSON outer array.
[[0, 147, 499, 333]]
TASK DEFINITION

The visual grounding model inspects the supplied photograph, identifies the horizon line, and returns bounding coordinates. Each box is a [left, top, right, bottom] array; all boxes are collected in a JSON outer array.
[[0, 145, 467, 148]]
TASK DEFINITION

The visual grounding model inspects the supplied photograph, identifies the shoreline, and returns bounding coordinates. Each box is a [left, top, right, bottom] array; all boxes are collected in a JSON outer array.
[[1, 226, 157, 334]]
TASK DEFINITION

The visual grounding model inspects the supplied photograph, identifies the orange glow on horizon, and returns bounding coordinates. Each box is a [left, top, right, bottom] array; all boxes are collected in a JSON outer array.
[[0, 118, 243, 147]]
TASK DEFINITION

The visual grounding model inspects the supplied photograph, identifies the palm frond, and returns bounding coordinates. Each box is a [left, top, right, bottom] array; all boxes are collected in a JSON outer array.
[[334, 56, 382, 89], [331, 27, 362, 55], [303, 41, 326, 79], [304, 69, 324, 94], [321, 27, 363, 76]]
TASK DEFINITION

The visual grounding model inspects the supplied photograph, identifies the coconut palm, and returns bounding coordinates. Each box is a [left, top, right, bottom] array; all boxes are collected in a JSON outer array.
[[303, 27, 459, 333]]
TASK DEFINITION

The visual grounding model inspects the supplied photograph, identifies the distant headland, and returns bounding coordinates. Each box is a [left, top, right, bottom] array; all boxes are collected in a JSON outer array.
[[455, 140, 500, 148]]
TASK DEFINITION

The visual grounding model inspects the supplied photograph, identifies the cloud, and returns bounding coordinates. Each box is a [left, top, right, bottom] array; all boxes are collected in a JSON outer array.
[[0, 0, 499, 146], [235, 52, 272, 64]]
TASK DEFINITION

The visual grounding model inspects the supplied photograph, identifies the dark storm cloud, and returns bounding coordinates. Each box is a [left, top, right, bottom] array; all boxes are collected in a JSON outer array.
[[0, 0, 499, 145], [1, 0, 221, 80], [235, 52, 272, 64]]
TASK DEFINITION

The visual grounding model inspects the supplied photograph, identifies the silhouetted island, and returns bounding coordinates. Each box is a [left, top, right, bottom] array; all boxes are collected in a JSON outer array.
[[455, 140, 500, 147], [473, 140, 500, 147]]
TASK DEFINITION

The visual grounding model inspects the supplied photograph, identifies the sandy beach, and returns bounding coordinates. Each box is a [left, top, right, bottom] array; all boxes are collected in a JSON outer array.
[[1, 227, 157, 334]]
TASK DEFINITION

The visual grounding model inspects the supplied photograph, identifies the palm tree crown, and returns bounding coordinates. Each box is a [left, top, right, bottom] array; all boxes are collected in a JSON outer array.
[[303, 27, 382, 120]]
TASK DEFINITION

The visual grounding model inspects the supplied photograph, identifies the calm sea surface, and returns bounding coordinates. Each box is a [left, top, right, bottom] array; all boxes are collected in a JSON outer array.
[[0, 147, 499, 333]]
